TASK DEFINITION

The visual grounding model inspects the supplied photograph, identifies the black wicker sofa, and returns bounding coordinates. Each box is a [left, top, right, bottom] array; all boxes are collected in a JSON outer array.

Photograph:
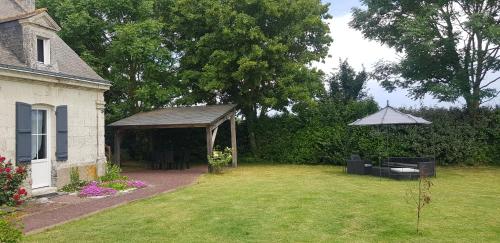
[[372, 157, 436, 180], [346, 159, 373, 175]]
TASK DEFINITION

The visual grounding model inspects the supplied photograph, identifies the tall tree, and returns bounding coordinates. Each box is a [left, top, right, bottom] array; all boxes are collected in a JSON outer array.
[[328, 59, 367, 102], [170, 0, 332, 154], [37, 0, 179, 122], [351, 0, 500, 115]]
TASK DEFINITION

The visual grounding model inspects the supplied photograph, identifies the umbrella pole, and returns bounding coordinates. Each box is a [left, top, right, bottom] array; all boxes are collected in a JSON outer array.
[[431, 124, 437, 178], [385, 125, 389, 179]]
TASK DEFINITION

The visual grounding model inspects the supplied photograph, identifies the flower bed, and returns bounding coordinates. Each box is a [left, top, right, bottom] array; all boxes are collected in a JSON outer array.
[[79, 182, 117, 198], [78, 180, 148, 198], [59, 162, 148, 198]]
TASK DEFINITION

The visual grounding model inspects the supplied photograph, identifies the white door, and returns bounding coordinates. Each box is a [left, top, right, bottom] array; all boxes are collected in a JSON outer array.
[[31, 109, 51, 189]]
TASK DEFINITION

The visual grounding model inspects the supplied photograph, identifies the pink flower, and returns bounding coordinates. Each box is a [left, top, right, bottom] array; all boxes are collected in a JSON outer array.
[[79, 182, 117, 197], [127, 180, 147, 189]]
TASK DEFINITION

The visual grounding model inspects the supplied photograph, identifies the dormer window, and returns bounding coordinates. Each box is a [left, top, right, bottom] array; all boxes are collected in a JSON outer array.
[[37, 38, 50, 65]]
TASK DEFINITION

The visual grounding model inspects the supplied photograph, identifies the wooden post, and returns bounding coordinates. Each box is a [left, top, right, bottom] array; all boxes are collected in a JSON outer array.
[[230, 113, 237, 167], [114, 129, 122, 166], [206, 126, 213, 172], [206, 126, 214, 155]]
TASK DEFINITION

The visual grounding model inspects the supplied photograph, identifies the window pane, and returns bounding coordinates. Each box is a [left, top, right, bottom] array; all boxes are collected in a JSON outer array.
[[39, 110, 46, 134], [37, 39, 44, 62], [31, 135, 38, 160], [31, 110, 37, 134], [31, 110, 48, 160], [37, 135, 47, 159]]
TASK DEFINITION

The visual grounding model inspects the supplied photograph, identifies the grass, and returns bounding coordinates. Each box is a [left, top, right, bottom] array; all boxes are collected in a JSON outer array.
[[26, 164, 500, 242]]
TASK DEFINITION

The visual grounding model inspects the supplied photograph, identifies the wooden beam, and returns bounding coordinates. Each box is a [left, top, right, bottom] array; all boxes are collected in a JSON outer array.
[[230, 113, 237, 167], [210, 112, 232, 130], [211, 126, 218, 146], [206, 126, 213, 172], [113, 129, 122, 166]]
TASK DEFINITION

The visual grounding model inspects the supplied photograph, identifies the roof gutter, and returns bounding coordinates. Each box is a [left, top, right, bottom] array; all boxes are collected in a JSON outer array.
[[0, 63, 111, 87]]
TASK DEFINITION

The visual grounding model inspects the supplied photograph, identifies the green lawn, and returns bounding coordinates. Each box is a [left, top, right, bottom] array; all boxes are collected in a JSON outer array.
[[26, 165, 500, 242]]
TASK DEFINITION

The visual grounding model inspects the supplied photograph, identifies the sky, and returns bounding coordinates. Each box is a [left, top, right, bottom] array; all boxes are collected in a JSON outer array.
[[317, 0, 500, 108]]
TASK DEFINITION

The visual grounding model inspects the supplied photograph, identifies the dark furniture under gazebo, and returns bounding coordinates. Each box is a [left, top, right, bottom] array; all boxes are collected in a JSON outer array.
[[371, 157, 436, 180], [346, 158, 372, 175], [109, 104, 238, 169], [347, 103, 435, 180]]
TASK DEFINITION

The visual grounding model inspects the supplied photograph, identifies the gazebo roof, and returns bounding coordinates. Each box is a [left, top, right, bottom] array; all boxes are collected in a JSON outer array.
[[349, 106, 431, 126], [109, 104, 237, 128]]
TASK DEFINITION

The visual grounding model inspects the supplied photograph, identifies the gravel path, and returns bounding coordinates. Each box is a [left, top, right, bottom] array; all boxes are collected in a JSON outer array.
[[22, 165, 207, 234]]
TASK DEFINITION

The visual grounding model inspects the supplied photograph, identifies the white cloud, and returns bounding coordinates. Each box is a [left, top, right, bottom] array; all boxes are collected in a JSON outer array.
[[315, 14, 500, 108], [315, 15, 399, 72]]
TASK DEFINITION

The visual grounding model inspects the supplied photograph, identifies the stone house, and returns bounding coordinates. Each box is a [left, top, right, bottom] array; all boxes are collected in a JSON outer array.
[[0, 0, 110, 195]]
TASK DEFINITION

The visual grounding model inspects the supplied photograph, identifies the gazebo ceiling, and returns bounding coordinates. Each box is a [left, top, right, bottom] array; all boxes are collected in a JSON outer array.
[[108, 104, 237, 128]]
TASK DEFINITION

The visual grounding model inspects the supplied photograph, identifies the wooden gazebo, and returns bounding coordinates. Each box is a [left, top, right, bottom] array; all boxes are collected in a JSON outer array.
[[108, 104, 238, 167]]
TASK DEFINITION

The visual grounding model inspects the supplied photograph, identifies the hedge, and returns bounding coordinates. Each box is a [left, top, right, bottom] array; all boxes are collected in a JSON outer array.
[[243, 100, 500, 166]]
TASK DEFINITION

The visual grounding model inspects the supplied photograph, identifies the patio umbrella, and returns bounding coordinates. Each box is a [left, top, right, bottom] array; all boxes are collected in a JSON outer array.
[[348, 105, 431, 126], [347, 102, 433, 178]]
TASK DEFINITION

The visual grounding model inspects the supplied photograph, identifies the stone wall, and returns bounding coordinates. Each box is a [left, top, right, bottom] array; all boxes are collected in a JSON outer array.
[[0, 73, 107, 189]]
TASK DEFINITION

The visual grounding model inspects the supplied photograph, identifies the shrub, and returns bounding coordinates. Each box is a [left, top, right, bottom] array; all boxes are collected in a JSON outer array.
[[101, 180, 148, 190], [101, 181, 129, 191], [245, 101, 500, 166], [208, 147, 232, 174], [0, 156, 28, 207], [0, 211, 22, 243], [61, 167, 87, 192], [79, 182, 117, 197], [100, 162, 127, 182]]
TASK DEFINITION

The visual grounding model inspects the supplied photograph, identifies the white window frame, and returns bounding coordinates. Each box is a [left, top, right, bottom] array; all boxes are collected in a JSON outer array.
[[36, 37, 51, 65], [31, 108, 50, 162]]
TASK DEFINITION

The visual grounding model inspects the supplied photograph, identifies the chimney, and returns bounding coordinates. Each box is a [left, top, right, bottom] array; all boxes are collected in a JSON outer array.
[[17, 0, 36, 12]]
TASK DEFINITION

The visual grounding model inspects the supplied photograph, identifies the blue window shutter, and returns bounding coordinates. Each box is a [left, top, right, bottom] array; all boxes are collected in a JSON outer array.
[[56, 105, 68, 161], [16, 102, 32, 163]]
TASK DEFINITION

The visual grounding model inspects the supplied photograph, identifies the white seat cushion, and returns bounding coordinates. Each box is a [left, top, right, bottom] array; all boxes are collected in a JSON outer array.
[[390, 168, 419, 173]]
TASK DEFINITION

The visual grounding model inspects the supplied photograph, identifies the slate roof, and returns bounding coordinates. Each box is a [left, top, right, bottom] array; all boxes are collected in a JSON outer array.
[[109, 105, 237, 128], [51, 36, 105, 81], [0, 42, 23, 66], [349, 106, 431, 126], [0, 4, 109, 85], [0, 0, 26, 17], [0, 8, 47, 24]]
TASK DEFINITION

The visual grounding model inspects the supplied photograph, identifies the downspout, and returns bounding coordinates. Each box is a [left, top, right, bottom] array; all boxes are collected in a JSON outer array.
[[96, 92, 99, 163], [96, 92, 100, 180], [95, 92, 106, 177]]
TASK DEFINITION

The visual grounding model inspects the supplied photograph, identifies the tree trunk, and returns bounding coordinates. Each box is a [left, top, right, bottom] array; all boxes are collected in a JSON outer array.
[[242, 106, 258, 156], [466, 85, 481, 122]]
